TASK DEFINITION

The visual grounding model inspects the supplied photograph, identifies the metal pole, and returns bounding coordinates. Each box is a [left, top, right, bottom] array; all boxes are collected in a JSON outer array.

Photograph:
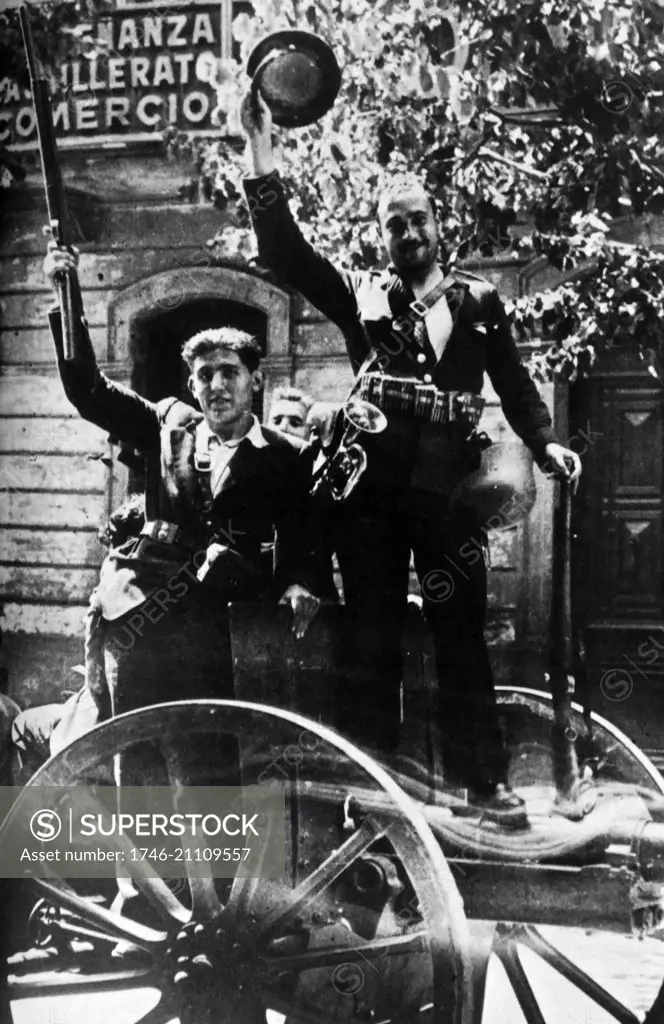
[[550, 476, 583, 804]]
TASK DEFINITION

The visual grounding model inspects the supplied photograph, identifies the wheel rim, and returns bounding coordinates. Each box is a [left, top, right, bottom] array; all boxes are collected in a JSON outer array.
[[496, 686, 664, 797], [4, 699, 473, 1024], [474, 689, 664, 1023]]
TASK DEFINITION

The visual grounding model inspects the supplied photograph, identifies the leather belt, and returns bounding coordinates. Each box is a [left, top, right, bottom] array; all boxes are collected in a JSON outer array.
[[358, 373, 485, 427]]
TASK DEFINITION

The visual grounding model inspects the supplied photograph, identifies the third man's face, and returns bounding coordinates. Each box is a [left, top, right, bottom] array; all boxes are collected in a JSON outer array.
[[267, 398, 310, 440], [379, 190, 439, 278]]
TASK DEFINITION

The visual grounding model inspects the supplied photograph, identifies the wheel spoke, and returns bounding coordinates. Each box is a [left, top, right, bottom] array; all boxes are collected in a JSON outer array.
[[27, 877, 167, 948], [225, 785, 285, 923], [97, 834, 191, 928], [132, 874, 191, 926], [8, 966, 155, 997], [518, 925, 640, 1024], [263, 930, 428, 971], [256, 816, 386, 941], [6, 701, 471, 1023], [285, 762, 301, 887], [33, 915, 124, 946], [644, 973, 664, 1024], [495, 941, 547, 1024], [469, 923, 496, 1024], [133, 998, 180, 1024], [65, 762, 191, 928], [160, 740, 223, 921], [224, 872, 263, 927], [179, 869, 220, 922], [101, 827, 192, 928]]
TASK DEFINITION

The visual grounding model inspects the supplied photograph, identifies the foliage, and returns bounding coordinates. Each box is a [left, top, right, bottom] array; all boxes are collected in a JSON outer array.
[[509, 232, 664, 381], [6, 0, 664, 380], [191, 0, 664, 381]]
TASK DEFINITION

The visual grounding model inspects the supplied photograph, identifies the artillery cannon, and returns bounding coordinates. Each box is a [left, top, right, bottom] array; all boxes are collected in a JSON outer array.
[[3, 463, 663, 1022], [2, 676, 664, 1024]]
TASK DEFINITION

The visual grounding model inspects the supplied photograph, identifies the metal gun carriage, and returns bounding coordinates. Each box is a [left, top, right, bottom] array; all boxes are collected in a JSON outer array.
[[3, 609, 664, 1024]]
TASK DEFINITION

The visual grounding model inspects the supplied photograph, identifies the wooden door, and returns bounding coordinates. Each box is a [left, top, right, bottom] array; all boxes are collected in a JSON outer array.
[[571, 349, 664, 761]]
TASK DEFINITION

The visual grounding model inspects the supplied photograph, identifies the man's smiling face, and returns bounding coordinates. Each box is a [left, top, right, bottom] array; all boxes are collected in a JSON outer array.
[[188, 347, 261, 437], [378, 187, 439, 278]]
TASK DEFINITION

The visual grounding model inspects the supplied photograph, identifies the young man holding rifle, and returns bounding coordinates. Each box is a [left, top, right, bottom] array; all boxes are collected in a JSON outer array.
[[42, 246, 322, 717]]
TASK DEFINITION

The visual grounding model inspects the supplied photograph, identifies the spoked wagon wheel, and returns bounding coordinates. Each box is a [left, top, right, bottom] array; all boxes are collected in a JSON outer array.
[[462, 686, 664, 1023], [2, 699, 473, 1024], [469, 922, 664, 1024]]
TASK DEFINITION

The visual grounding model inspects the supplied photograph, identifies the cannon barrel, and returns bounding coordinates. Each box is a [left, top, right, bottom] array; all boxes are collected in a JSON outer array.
[[629, 819, 664, 882], [601, 817, 664, 881]]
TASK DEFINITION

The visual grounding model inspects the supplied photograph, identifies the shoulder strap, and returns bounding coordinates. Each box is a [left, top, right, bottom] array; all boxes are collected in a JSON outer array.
[[192, 420, 213, 509], [411, 274, 454, 316]]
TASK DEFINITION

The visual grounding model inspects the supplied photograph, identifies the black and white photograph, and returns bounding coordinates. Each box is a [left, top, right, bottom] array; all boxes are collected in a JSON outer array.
[[1, 0, 664, 1020]]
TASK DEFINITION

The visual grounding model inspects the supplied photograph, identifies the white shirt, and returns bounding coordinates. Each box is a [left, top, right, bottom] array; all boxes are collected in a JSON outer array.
[[412, 274, 453, 363], [196, 415, 268, 496]]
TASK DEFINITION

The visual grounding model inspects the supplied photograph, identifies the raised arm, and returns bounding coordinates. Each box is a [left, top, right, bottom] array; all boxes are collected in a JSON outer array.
[[44, 245, 161, 454], [241, 92, 369, 366], [485, 289, 581, 479]]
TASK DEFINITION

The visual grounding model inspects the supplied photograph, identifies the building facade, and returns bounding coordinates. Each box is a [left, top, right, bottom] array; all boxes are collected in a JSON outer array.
[[1, 0, 663, 767], [0, 136, 558, 707]]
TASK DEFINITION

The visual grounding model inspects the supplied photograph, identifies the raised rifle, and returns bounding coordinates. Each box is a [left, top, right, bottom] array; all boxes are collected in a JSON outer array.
[[19, 4, 76, 360]]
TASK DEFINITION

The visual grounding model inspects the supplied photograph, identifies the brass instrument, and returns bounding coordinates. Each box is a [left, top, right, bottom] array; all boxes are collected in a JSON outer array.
[[311, 399, 387, 503]]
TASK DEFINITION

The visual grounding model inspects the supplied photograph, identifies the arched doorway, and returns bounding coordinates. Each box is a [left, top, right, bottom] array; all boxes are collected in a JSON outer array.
[[109, 266, 291, 371], [107, 265, 291, 490], [128, 296, 268, 413]]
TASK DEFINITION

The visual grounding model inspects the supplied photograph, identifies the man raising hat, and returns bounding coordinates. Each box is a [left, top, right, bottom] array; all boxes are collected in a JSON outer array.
[[241, 91, 581, 828]]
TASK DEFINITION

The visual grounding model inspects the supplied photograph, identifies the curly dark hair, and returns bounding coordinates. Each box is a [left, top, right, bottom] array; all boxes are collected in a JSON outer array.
[[181, 328, 262, 373]]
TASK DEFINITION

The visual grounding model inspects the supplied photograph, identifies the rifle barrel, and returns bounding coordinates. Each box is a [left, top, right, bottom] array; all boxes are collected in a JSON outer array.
[[19, 4, 75, 359]]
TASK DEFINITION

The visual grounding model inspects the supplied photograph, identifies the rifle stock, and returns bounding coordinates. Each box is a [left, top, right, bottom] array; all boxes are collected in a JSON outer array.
[[19, 4, 76, 360]]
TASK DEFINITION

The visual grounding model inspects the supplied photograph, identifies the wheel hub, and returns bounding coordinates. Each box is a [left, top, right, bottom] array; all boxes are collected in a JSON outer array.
[[166, 914, 268, 1016]]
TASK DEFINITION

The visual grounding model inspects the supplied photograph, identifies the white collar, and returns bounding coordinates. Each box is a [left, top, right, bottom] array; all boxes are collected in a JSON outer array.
[[197, 414, 269, 451]]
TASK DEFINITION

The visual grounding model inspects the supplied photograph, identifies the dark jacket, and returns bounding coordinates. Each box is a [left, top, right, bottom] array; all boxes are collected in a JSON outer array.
[[244, 173, 558, 495], [49, 301, 323, 617]]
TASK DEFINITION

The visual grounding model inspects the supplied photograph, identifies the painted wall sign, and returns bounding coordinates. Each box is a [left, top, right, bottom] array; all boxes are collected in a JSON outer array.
[[1, 0, 247, 150]]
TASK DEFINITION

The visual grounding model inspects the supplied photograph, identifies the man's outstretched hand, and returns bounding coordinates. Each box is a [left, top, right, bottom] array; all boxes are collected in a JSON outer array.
[[279, 583, 320, 640], [240, 88, 276, 177], [543, 442, 582, 483], [44, 242, 79, 295]]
